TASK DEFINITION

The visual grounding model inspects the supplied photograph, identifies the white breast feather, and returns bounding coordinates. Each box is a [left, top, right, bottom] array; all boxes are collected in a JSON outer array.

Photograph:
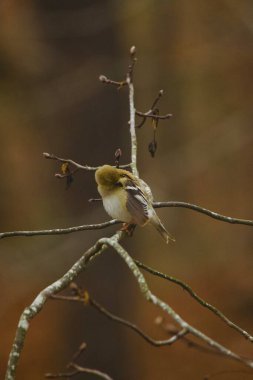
[[103, 194, 132, 222]]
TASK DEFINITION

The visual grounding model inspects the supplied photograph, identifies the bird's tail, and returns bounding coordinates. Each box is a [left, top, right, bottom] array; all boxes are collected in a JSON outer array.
[[150, 214, 175, 244]]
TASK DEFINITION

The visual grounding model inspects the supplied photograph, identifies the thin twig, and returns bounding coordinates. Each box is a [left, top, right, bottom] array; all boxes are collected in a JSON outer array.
[[136, 110, 173, 120], [52, 293, 251, 359], [71, 363, 113, 380], [45, 363, 113, 380], [99, 74, 127, 89], [46, 342, 113, 380], [45, 370, 79, 378], [43, 152, 99, 171], [151, 89, 164, 109], [156, 319, 235, 357], [2, 200, 252, 240], [90, 297, 188, 346], [68, 342, 87, 365], [0, 220, 120, 240], [51, 294, 188, 347], [203, 369, 253, 380], [153, 201, 253, 226], [135, 260, 253, 342], [43, 152, 131, 171], [135, 89, 172, 129]]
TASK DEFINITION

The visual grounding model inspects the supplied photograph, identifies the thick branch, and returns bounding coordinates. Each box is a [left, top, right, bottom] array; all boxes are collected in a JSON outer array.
[[98, 236, 253, 369], [126, 46, 138, 177], [5, 232, 123, 380]]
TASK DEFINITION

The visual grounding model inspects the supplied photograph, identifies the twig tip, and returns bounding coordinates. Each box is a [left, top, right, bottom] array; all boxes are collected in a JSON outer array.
[[99, 75, 107, 83], [130, 46, 136, 56]]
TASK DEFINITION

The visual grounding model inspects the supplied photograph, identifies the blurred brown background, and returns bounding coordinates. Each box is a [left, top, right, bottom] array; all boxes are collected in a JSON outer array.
[[1, 1, 253, 379]]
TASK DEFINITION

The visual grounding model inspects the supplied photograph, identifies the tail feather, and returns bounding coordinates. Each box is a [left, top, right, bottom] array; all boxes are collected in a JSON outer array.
[[150, 215, 175, 244]]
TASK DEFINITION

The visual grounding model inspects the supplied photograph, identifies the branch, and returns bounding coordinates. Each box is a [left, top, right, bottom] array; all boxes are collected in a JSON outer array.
[[135, 89, 172, 131], [51, 293, 188, 347], [45, 341, 113, 379], [53, 292, 244, 359], [5, 46, 253, 380], [135, 260, 253, 342], [126, 46, 138, 177], [43, 152, 131, 172], [98, 235, 253, 370], [45, 363, 113, 380], [5, 232, 123, 380], [135, 110, 173, 122], [43, 152, 100, 171], [203, 369, 253, 380], [2, 199, 252, 240], [153, 201, 253, 226], [99, 46, 138, 176], [0, 220, 120, 240]]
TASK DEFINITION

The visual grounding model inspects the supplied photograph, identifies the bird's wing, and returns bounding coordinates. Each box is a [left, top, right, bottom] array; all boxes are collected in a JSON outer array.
[[124, 180, 150, 225]]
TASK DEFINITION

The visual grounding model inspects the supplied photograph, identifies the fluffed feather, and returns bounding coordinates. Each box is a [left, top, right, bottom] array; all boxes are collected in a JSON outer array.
[[95, 165, 175, 243]]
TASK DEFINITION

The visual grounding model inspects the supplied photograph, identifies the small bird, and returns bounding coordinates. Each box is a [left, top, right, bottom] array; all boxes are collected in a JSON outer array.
[[95, 165, 175, 243]]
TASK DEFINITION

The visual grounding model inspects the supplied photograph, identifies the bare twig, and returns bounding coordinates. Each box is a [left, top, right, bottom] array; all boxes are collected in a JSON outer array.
[[43, 152, 99, 171], [2, 200, 252, 240], [203, 369, 253, 380], [45, 363, 113, 380], [90, 297, 188, 346], [135, 89, 172, 129], [155, 318, 234, 357], [99, 74, 127, 89], [0, 220, 120, 240], [136, 110, 173, 121], [151, 89, 164, 109], [153, 201, 253, 226], [126, 46, 138, 177], [45, 341, 113, 379], [45, 369, 79, 378], [135, 260, 253, 342], [68, 342, 87, 365], [52, 292, 241, 359], [43, 152, 131, 172], [51, 293, 188, 347]]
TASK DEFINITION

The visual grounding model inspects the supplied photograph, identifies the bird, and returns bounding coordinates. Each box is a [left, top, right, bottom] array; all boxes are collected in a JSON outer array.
[[95, 165, 175, 244]]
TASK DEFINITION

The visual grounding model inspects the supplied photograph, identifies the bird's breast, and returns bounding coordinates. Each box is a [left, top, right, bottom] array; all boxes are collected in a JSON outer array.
[[102, 193, 132, 223]]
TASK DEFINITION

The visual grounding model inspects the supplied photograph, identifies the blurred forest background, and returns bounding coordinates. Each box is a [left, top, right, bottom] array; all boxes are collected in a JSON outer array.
[[1, 1, 253, 379]]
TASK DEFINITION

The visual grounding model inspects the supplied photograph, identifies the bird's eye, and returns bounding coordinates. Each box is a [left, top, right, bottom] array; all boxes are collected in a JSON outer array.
[[115, 181, 123, 187]]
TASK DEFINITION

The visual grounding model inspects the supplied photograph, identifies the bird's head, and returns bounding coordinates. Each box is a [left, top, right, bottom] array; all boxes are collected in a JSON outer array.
[[95, 165, 132, 188]]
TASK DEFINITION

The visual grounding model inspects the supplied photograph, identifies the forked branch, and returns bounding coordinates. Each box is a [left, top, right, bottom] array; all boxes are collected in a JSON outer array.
[[4, 46, 253, 380]]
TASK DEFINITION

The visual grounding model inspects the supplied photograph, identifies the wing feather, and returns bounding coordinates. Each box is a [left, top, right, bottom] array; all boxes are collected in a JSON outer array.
[[125, 180, 149, 226]]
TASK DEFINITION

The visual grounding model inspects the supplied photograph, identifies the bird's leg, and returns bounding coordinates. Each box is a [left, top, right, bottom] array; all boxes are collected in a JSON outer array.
[[120, 223, 136, 236]]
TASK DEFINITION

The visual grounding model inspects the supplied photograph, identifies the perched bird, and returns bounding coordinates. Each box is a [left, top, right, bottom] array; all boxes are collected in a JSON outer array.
[[95, 165, 175, 243]]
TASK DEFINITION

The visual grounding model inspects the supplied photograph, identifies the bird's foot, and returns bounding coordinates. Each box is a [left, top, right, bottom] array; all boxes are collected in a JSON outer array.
[[120, 223, 136, 237]]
